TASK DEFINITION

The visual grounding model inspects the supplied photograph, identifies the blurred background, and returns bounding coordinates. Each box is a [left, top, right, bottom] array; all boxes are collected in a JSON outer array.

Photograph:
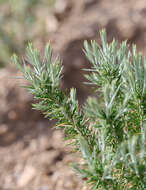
[[0, 0, 146, 189]]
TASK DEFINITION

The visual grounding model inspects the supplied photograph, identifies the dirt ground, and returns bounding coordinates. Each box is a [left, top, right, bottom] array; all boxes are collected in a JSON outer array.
[[0, 0, 146, 189]]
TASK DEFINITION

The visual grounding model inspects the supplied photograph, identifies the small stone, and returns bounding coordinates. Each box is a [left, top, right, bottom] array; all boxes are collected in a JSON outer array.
[[0, 124, 8, 135], [17, 165, 36, 187], [46, 15, 59, 33], [8, 110, 17, 120], [54, 0, 68, 14]]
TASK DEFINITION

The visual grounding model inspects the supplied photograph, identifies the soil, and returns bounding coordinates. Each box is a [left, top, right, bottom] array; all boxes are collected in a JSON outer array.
[[0, 0, 146, 189]]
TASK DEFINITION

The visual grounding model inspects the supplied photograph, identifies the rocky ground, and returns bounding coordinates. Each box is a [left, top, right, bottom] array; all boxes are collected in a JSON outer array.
[[0, 0, 146, 189]]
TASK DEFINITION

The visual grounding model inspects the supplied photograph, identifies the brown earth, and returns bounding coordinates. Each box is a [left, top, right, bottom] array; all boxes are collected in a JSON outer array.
[[0, 0, 146, 189]]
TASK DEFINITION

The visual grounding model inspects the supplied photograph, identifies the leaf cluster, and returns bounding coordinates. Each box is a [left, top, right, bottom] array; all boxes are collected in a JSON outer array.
[[13, 30, 146, 190]]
